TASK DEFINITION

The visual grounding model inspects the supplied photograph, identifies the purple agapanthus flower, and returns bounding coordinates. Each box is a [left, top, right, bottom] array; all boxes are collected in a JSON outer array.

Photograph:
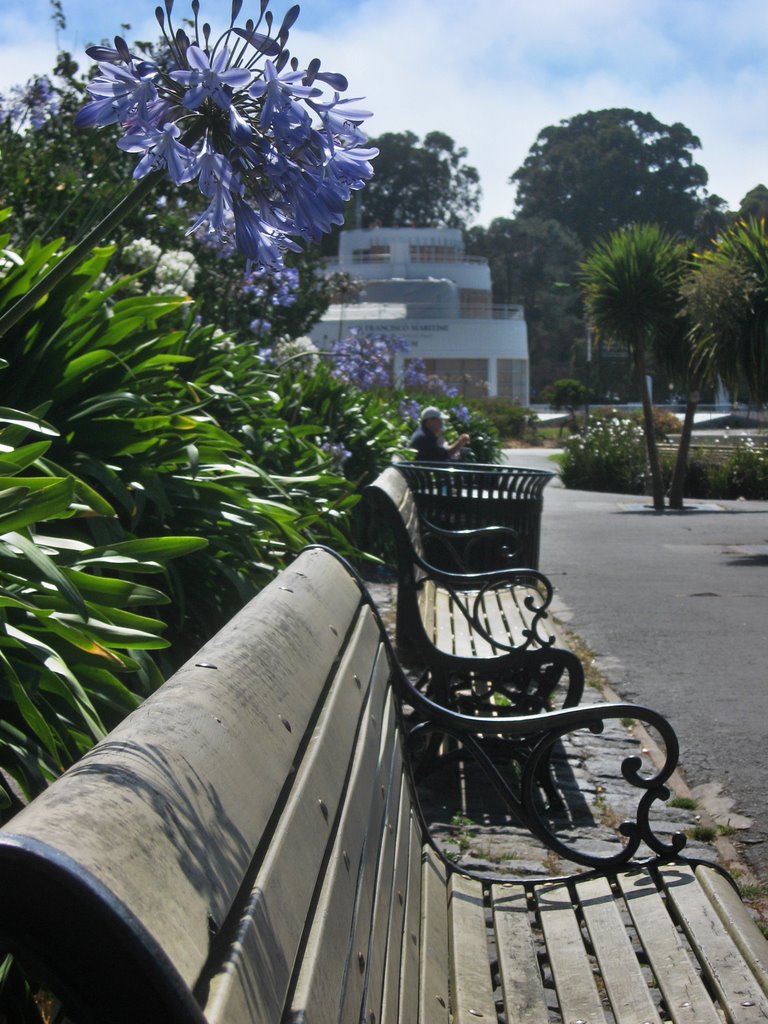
[[170, 45, 253, 111], [75, 0, 377, 269]]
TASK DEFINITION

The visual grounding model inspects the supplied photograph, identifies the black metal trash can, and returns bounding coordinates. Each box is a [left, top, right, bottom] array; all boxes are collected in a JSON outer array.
[[393, 461, 554, 569]]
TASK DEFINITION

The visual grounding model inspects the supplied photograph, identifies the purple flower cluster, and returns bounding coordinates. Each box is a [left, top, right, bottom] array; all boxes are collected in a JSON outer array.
[[1, 77, 60, 131], [451, 404, 471, 426], [243, 264, 298, 306], [320, 440, 352, 471], [330, 329, 411, 390], [75, 0, 377, 268], [330, 330, 466, 403], [398, 398, 422, 423]]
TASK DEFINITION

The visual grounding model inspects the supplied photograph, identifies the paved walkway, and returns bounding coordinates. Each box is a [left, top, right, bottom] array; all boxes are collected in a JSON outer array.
[[503, 447, 768, 887]]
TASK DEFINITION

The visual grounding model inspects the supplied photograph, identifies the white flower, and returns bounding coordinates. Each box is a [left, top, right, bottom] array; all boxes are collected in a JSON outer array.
[[123, 237, 162, 269]]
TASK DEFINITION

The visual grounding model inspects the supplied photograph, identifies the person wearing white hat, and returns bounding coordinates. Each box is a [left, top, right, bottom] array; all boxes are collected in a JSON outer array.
[[409, 406, 470, 462]]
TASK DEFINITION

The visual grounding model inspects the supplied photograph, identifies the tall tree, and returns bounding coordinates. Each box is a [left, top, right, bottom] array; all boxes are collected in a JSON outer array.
[[580, 224, 688, 511], [737, 185, 768, 223], [357, 130, 481, 229], [511, 109, 727, 250], [466, 216, 585, 391]]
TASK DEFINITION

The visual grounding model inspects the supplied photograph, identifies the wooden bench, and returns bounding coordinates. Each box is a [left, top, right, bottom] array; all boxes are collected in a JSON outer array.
[[1, 545, 766, 1024], [364, 465, 584, 715]]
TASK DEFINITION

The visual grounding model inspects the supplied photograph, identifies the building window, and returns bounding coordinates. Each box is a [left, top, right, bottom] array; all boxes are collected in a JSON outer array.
[[459, 289, 491, 317], [351, 245, 391, 263], [420, 358, 489, 399], [497, 359, 528, 404], [409, 244, 460, 263]]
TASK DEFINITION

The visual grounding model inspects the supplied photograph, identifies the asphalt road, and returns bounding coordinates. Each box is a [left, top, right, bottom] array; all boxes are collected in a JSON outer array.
[[503, 448, 768, 880]]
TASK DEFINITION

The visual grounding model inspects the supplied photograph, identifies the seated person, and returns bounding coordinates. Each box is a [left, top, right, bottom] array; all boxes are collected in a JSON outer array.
[[409, 406, 470, 462]]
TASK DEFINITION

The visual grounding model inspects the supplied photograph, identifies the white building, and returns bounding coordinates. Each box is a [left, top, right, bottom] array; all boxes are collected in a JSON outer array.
[[310, 227, 529, 403]]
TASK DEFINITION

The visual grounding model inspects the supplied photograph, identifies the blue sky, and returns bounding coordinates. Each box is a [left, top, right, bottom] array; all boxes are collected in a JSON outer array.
[[2, 0, 767, 225]]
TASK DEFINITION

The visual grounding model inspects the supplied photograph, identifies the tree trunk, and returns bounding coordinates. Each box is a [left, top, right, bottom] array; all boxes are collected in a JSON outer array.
[[635, 349, 665, 511], [668, 384, 700, 510]]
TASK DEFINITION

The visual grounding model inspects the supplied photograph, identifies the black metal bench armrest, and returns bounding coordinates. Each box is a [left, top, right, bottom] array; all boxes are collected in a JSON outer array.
[[419, 519, 521, 572], [396, 665, 685, 871], [411, 553, 553, 592]]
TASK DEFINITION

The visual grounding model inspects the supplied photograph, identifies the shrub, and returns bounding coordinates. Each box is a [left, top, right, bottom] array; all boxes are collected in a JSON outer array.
[[726, 444, 768, 499], [474, 397, 533, 440], [560, 415, 646, 493], [648, 406, 681, 440]]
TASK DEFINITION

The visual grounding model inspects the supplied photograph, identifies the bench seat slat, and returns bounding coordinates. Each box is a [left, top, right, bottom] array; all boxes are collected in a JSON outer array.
[[347, 695, 404, 1024], [659, 864, 768, 1024], [449, 873, 498, 1022], [478, 589, 516, 653], [433, 587, 457, 655], [575, 874, 663, 1024], [388, 813, 424, 1024], [491, 884, 549, 1024], [616, 868, 723, 1024], [695, 864, 768, 999], [419, 846, 451, 1024], [379, 776, 415, 1024], [287, 644, 393, 1023], [204, 608, 386, 1024], [536, 882, 610, 1024]]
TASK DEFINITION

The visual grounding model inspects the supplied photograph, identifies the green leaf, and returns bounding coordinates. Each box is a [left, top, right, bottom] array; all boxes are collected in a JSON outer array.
[[0, 442, 51, 474], [0, 476, 75, 532], [0, 408, 58, 436], [4, 530, 88, 618], [0, 651, 61, 758], [82, 536, 209, 563], [59, 570, 170, 608]]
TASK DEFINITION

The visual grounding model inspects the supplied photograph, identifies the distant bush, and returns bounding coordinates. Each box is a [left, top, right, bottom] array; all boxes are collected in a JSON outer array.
[[560, 414, 646, 493], [648, 407, 681, 440], [475, 397, 533, 440], [662, 443, 768, 500]]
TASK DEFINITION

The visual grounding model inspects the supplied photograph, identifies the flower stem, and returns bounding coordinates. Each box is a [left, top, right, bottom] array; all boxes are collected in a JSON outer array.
[[0, 170, 163, 339]]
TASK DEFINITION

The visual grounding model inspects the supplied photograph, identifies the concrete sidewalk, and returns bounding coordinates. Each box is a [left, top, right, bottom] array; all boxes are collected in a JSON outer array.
[[503, 447, 768, 888]]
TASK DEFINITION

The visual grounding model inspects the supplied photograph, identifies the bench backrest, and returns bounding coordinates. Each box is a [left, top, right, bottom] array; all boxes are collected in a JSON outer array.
[[363, 466, 429, 582], [0, 547, 424, 1024]]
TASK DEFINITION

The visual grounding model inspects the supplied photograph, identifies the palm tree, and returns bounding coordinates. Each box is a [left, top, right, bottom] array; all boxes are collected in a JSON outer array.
[[580, 224, 688, 511], [686, 218, 768, 409]]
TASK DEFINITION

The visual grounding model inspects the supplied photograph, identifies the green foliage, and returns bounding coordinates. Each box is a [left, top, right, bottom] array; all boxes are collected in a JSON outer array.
[[0, 214, 380, 808], [687, 218, 768, 403], [664, 444, 768, 500], [0, 64, 129, 249], [0, 411, 184, 806], [474, 397, 532, 440], [543, 379, 589, 409], [260, 359, 410, 485], [445, 404, 501, 464], [511, 109, 727, 249], [736, 185, 768, 223], [559, 414, 646, 493]]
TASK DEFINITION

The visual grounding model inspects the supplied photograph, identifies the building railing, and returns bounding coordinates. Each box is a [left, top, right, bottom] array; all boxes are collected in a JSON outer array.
[[322, 254, 489, 267], [326, 301, 525, 321]]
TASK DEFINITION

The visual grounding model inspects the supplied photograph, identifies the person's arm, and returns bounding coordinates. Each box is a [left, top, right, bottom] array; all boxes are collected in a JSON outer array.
[[446, 433, 470, 458]]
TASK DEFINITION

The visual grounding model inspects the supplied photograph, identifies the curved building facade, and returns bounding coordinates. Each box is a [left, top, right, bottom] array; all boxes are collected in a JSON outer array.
[[310, 227, 529, 403]]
